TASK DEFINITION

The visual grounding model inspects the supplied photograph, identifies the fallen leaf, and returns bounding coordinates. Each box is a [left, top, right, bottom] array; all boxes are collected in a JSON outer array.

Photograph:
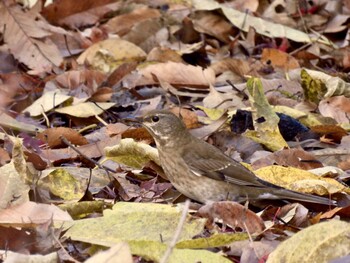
[[245, 78, 288, 151], [102, 7, 160, 36], [319, 96, 350, 124], [104, 138, 160, 169], [23, 91, 72, 117], [77, 39, 146, 73], [0, 1, 63, 73], [136, 61, 215, 88], [193, 0, 328, 43], [261, 48, 300, 70], [0, 137, 29, 210], [37, 127, 88, 149], [0, 201, 72, 226], [64, 202, 206, 245], [0, 112, 44, 133], [55, 102, 115, 118], [267, 220, 350, 263], [255, 165, 350, 195], [85, 243, 133, 263], [198, 201, 265, 234]]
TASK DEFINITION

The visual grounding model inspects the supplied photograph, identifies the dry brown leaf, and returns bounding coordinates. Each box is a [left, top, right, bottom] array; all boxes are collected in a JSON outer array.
[[170, 107, 201, 129], [310, 125, 348, 143], [192, 11, 234, 43], [0, 1, 63, 73], [54, 70, 106, 92], [252, 148, 323, 170], [40, 136, 121, 163], [261, 48, 300, 70], [122, 17, 164, 52], [137, 61, 215, 88], [90, 87, 113, 102], [121, 127, 154, 144], [42, 0, 118, 27], [198, 201, 265, 234], [320, 207, 343, 219], [277, 203, 309, 227], [104, 61, 138, 87], [146, 47, 184, 63], [0, 72, 39, 108], [102, 7, 160, 36], [106, 123, 130, 137], [210, 58, 262, 77], [0, 201, 72, 226], [37, 127, 89, 149], [319, 96, 350, 124]]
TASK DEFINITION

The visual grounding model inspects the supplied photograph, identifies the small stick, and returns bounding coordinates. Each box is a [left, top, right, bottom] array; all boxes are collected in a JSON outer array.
[[160, 199, 190, 263], [60, 136, 115, 173]]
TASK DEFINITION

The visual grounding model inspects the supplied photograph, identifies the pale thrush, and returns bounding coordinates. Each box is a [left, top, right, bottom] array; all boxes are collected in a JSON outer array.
[[141, 110, 336, 206]]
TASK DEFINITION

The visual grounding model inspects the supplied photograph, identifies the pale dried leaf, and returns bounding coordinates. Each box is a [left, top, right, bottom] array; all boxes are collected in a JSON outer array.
[[55, 102, 115, 118], [137, 62, 215, 87], [85, 243, 133, 263], [0, 201, 72, 226], [0, 138, 29, 210], [77, 39, 146, 73], [193, 0, 330, 44], [267, 220, 350, 263], [23, 91, 72, 117], [0, 2, 63, 72]]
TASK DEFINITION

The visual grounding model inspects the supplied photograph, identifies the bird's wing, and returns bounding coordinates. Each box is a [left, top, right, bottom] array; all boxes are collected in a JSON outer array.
[[182, 140, 265, 187]]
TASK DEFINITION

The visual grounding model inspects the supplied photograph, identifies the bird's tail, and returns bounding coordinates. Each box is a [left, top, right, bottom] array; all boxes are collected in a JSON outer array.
[[276, 189, 336, 206]]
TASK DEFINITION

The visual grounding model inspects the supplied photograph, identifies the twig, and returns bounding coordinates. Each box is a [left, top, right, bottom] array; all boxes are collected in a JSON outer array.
[[41, 105, 50, 127], [160, 199, 190, 263], [60, 135, 115, 173], [78, 124, 97, 134]]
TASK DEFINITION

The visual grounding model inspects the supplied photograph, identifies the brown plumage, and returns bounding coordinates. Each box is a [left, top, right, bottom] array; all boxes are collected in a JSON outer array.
[[142, 110, 336, 206]]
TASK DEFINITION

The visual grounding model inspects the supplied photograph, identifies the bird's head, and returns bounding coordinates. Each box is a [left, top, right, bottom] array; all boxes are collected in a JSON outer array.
[[141, 110, 189, 146]]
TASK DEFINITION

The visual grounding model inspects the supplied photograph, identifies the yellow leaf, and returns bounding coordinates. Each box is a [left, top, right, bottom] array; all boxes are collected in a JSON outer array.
[[39, 168, 85, 201], [64, 202, 206, 246], [267, 220, 350, 263], [105, 138, 160, 169], [55, 102, 115, 118], [301, 69, 327, 104], [255, 165, 350, 195], [196, 105, 225, 120], [77, 39, 146, 73], [246, 78, 288, 151]]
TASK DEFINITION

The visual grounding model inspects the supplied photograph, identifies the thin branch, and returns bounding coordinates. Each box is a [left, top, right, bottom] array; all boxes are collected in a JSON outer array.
[[60, 136, 115, 173], [160, 199, 190, 263]]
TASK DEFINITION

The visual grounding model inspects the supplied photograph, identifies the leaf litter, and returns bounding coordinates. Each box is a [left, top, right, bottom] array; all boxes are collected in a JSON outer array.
[[1, 0, 350, 262]]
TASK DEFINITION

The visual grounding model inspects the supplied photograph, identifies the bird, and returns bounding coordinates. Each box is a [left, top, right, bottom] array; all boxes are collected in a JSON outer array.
[[141, 110, 336, 206]]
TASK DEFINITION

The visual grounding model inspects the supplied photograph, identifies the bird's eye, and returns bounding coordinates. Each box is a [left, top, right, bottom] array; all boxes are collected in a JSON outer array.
[[152, 116, 159, 122]]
